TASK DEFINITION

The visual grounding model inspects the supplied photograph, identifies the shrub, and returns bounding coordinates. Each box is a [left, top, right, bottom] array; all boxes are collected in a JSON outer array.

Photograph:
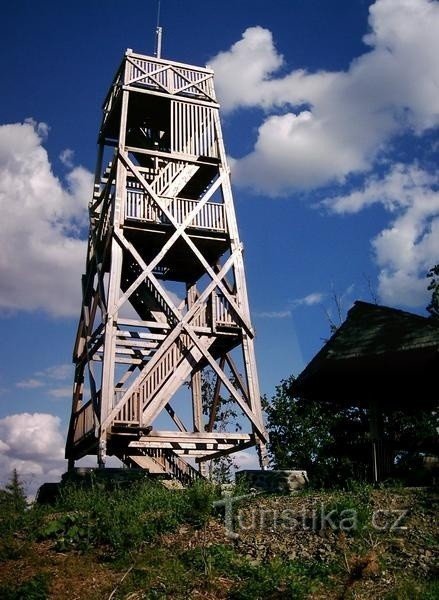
[[183, 480, 218, 527]]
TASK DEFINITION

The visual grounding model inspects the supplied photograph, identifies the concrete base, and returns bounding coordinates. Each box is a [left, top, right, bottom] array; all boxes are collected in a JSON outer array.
[[36, 468, 149, 504], [236, 469, 308, 495], [61, 467, 150, 487]]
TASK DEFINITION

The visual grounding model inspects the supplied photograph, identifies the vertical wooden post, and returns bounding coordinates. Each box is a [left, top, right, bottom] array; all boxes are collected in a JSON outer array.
[[99, 87, 129, 465], [187, 283, 203, 434]]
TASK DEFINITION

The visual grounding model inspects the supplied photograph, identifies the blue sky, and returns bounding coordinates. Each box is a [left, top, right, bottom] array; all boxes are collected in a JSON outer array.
[[1, 0, 438, 491]]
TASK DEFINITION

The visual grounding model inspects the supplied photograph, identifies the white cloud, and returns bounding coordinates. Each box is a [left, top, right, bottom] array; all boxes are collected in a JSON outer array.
[[255, 293, 324, 319], [36, 363, 72, 381], [13, 364, 73, 401], [0, 412, 66, 494], [326, 163, 437, 214], [208, 26, 285, 112], [25, 118, 49, 139], [233, 449, 260, 471], [59, 148, 74, 168], [0, 413, 64, 460], [0, 121, 92, 317], [254, 310, 291, 319], [48, 387, 72, 399], [291, 292, 325, 308], [16, 378, 44, 389], [209, 0, 439, 195], [326, 163, 439, 306], [0, 440, 10, 452]]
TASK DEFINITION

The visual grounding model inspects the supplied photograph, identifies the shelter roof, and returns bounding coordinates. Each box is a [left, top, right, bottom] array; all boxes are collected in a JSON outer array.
[[291, 301, 439, 407]]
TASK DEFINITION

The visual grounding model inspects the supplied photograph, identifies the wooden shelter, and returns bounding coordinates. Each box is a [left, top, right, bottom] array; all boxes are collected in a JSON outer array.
[[65, 49, 268, 482], [291, 301, 439, 481]]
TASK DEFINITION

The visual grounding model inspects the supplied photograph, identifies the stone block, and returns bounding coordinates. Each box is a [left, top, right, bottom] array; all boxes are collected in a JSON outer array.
[[236, 469, 308, 494]]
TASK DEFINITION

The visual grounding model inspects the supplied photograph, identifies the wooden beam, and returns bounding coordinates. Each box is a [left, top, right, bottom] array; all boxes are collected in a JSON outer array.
[[164, 404, 188, 433], [139, 431, 251, 440], [184, 327, 267, 441], [196, 440, 256, 463], [208, 355, 226, 432]]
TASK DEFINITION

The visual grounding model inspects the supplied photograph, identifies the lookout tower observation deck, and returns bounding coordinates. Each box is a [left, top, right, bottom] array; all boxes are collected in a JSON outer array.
[[65, 50, 268, 481]]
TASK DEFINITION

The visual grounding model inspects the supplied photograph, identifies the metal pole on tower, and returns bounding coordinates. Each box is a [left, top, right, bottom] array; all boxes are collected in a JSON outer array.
[[155, 0, 163, 58]]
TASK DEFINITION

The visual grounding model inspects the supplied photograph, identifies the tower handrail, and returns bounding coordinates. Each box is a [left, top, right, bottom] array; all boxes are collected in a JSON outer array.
[[125, 193, 226, 232]]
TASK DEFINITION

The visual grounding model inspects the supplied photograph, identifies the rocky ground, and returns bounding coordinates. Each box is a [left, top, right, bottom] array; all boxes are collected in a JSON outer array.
[[158, 486, 438, 599], [0, 486, 437, 599]]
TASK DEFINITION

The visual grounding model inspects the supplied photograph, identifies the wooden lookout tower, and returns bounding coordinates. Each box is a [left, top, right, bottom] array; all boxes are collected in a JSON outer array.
[[65, 49, 268, 482]]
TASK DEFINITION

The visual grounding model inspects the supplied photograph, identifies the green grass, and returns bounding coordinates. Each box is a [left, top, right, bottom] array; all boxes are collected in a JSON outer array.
[[0, 574, 49, 600], [0, 476, 437, 599], [37, 479, 220, 557], [315, 482, 373, 536], [384, 578, 439, 600], [110, 544, 341, 600]]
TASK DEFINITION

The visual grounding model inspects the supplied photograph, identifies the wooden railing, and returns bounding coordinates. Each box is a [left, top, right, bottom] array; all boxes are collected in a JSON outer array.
[[114, 338, 178, 424], [72, 400, 95, 443], [113, 391, 141, 425], [113, 299, 237, 427], [145, 448, 203, 485], [151, 160, 182, 196], [125, 193, 226, 232], [73, 306, 237, 441], [116, 334, 192, 424], [190, 295, 237, 328], [169, 197, 225, 231], [213, 293, 237, 326], [126, 189, 159, 222], [124, 54, 216, 102], [102, 62, 124, 125]]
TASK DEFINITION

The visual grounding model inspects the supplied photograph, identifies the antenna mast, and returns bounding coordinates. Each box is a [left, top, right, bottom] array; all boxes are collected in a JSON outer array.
[[155, 0, 163, 58]]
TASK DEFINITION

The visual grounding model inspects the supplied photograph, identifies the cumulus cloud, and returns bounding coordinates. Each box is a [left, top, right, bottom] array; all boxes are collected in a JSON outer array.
[[0, 413, 66, 494], [326, 163, 437, 215], [209, 0, 439, 195], [326, 163, 439, 306], [0, 121, 92, 317]]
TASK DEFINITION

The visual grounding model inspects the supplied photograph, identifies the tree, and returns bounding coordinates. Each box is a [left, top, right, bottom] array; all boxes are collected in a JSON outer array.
[[263, 376, 439, 487], [262, 377, 371, 487], [1, 469, 27, 512], [200, 367, 243, 483], [426, 264, 439, 318]]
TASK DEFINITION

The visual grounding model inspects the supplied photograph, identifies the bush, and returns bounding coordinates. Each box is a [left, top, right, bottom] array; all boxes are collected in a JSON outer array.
[[183, 480, 218, 527], [39, 511, 93, 552]]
